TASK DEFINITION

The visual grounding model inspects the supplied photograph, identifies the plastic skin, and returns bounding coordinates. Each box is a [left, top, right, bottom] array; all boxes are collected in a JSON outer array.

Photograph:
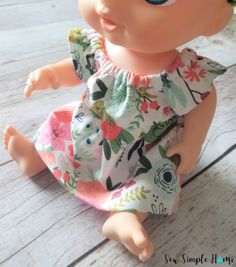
[[3, 0, 233, 262]]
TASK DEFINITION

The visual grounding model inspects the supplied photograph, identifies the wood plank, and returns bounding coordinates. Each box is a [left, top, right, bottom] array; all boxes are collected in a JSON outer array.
[[0, 2, 235, 266], [75, 149, 236, 267], [183, 15, 236, 66], [0, 162, 108, 267], [0, 0, 79, 31]]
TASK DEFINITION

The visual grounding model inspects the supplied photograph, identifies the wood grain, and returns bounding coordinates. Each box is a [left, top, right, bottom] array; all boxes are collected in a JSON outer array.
[[0, 1, 235, 266]]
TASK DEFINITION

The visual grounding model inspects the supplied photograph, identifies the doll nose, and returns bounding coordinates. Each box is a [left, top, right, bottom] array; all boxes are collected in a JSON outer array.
[[98, 0, 109, 4], [97, 0, 113, 15], [99, 0, 109, 3]]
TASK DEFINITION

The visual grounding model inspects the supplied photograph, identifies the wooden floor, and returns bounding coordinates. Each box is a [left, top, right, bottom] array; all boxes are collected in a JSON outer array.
[[0, 1, 236, 266]]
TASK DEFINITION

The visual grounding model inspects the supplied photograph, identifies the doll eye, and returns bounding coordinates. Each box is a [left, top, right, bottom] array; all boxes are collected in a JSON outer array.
[[145, 0, 176, 5]]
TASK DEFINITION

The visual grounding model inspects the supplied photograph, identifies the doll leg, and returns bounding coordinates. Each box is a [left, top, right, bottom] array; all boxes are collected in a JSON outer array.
[[102, 211, 154, 262], [3, 125, 47, 176]]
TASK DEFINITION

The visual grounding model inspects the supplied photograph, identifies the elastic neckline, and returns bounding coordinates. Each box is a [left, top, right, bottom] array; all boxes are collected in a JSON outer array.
[[91, 31, 181, 80]]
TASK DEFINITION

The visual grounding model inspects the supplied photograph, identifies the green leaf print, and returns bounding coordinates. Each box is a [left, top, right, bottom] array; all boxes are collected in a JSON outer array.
[[110, 139, 121, 154], [103, 139, 111, 160], [207, 61, 227, 73], [67, 171, 80, 191], [36, 146, 53, 153], [92, 79, 108, 101], [90, 100, 111, 121], [106, 74, 136, 115], [144, 116, 178, 144], [119, 129, 134, 143], [208, 69, 226, 75], [159, 145, 166, 159], [74, 146, 97, 161], [138, 86, 157, 99], [129, 121, 140, 129], [106, 177, 122, 191], [68, 29, 90, 51], [128, 114, 144, 131], [113, 78, 129, 105], [109, 186, 151, 210], [162, 74, 187, 109], [135, 114, 144, 122], [134, 156, 152, 177], [72, 128, 81, 140]]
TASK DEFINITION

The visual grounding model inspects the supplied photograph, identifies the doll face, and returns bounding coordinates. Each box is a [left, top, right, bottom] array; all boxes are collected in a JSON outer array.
[[78, 0, 233, 53]]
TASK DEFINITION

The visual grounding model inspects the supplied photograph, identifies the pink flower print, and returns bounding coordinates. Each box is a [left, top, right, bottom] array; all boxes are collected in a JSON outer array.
[[140, 101, 148, 113], [163, 106, 173, 116], [184, 61, 206, 82], [68, 144, 74, 157], [53, 107, 73, 123], [40, 152, 56, 166], [184, 68, 199, 82], [199, 69, 207, 78], [71, 160, 81, 169], [38, 116, 71, 151], [124, 179, 136, 189], [58, 154, 72, 172], [63, 172, 71, 183], [166, 56, 185, 73], [111, 190, 122, 200], [190, 60, 200, 70], [66, 144, 81, 169], [52, 168, 63, 180], [130, 74, 150, 89]]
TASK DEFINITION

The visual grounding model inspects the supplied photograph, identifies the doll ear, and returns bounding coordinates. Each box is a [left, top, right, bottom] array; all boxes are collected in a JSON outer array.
[[202, 4, 233, 36]]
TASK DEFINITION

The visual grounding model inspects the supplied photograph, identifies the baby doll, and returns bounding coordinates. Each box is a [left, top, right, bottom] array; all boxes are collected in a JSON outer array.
[[3, 0, 234, 262]]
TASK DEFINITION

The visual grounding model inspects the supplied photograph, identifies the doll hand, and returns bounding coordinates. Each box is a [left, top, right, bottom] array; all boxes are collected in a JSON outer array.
[[24, 66, 60, 97], [166, 141, 201, 176]]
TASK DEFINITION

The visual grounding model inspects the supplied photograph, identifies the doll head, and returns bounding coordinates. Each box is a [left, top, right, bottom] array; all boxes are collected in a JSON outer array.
[[78, 0, 233, 54]]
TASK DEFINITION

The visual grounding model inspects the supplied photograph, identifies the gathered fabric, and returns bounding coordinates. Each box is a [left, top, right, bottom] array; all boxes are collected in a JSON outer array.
[[34, 28, 226, 215]]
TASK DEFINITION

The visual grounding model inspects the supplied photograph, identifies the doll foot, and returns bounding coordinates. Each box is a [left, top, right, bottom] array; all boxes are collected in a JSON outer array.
[[102, 211, 154, 262], [3, 125, 46, 176]]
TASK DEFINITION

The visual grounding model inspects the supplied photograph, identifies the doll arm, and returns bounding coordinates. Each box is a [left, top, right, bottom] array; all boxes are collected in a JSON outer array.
[[166, 86, 217, 176], [24, 58, 82, 97]]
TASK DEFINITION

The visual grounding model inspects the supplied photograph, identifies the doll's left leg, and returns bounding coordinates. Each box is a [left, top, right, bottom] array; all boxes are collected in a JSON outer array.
[[102, 211, 154, 262]]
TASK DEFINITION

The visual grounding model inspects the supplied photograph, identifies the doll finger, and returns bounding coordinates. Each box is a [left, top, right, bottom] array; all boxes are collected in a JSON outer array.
[[166, 145, 180, 157], [24, 84, 33, 97], [178, 162, 195, 176], [51, 79, 60, 90], [26, 78, 33, 87], [28, 72, 36, 84], [185, 163, 196, 175], [176, 164, 184, 176], [176, 160, 189, 176]]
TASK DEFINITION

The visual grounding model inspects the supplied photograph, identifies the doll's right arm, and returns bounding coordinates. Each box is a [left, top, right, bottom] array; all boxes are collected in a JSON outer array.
[[24, 57, 82, 97]]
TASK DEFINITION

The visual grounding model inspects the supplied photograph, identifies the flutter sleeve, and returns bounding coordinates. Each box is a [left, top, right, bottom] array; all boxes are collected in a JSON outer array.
[[161, 48, 227, 116], [68, 28, 99, 82]]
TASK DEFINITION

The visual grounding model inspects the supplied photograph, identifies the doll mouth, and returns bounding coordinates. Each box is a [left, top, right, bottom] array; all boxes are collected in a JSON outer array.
[[99, 15, 118, 31]]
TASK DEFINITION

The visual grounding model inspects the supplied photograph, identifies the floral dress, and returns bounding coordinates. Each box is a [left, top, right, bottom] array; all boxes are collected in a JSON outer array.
[[34, 28, 226, 215]]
